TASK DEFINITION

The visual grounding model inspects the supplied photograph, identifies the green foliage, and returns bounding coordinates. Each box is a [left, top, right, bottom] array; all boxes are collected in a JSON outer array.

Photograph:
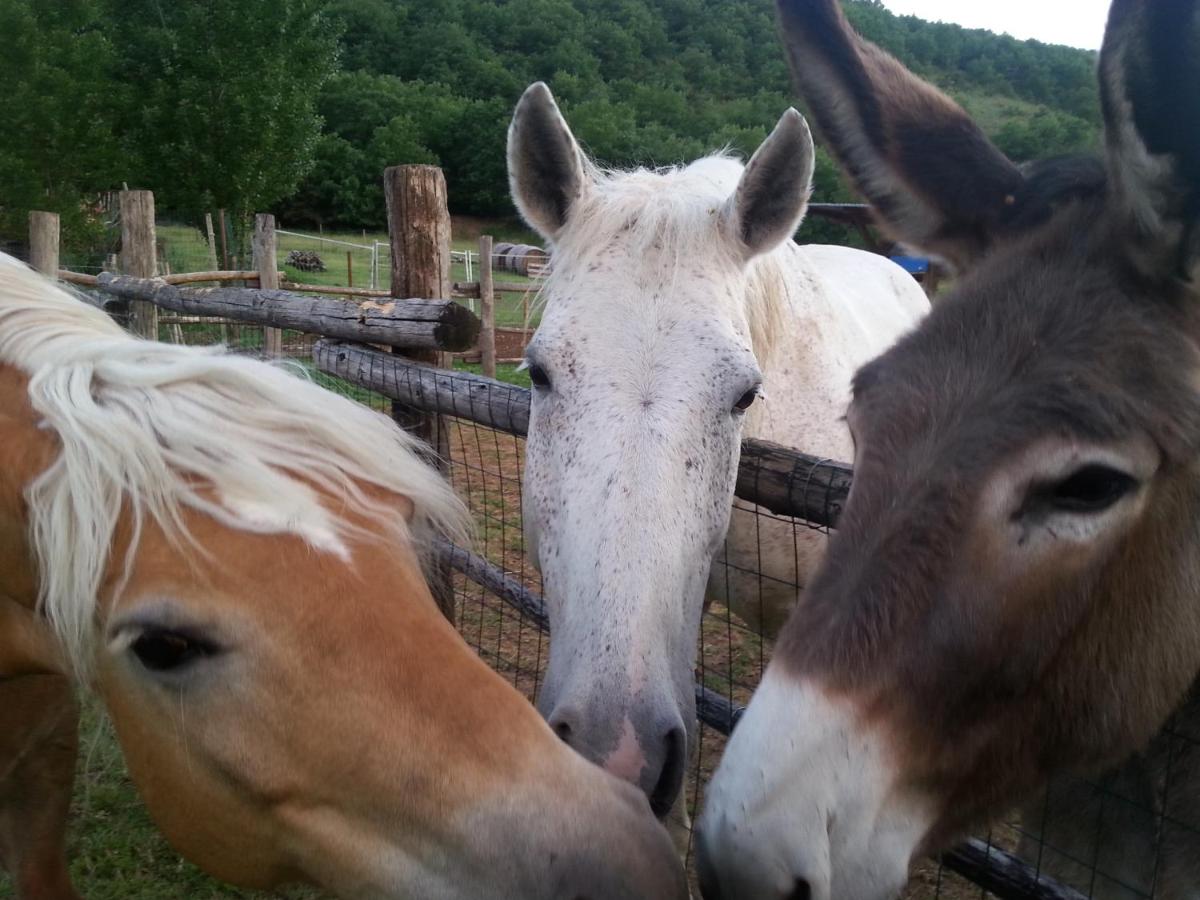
[[0, 0, 338, 252], [299, 0, 1103, 227], [0, 0, 123, 249], [0, 0, 1106, 244], [107, 0, 339, 221]]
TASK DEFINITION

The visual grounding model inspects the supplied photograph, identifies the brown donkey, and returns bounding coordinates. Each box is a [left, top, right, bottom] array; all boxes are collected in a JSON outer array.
[[697, 1, 1200, 898]]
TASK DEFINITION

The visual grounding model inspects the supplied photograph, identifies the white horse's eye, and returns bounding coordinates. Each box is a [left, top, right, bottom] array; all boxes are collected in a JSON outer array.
[[733, 386, 760, 413], [528, 364, 552, 390]]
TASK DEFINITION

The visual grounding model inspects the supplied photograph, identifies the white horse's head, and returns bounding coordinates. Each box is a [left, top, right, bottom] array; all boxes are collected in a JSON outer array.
[[508, 82, 814, 815]]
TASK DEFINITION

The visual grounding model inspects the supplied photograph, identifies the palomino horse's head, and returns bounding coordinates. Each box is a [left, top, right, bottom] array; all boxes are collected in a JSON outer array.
[[699, 0, 1200, 897], [0, 258, 686, 899], [508, 82, 816, 816]]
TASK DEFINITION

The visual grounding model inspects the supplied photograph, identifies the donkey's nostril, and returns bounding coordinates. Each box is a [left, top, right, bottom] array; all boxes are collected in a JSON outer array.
[[788, 879, 811, 900], [554, 720, 572, 742]]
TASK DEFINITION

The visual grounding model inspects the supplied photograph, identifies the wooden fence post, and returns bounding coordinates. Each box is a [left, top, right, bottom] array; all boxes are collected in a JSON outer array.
[[479, 234, 496, 379], [217, 209, 230, 270], [253, 214, 283, 356], [204, 213, 220, 272], [29, 211, 60, 277], [119, 190, 158, 339], [384, 164, 455, 621]]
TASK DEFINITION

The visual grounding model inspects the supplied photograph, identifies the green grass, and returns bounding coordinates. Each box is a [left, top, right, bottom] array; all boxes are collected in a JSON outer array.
[[155, 221, 545, 329], [155, 223, 542, 294], [0, 696, 320, 900], [454, 359, 531, 389]]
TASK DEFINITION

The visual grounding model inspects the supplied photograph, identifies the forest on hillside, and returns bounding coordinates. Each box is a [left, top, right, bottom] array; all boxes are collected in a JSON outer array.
[[1, 0, 1101, 248]]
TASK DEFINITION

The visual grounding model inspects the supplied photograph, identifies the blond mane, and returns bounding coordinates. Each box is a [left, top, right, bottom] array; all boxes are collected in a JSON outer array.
[[544, 153, 792, 367], [0, 255, 468, 669]]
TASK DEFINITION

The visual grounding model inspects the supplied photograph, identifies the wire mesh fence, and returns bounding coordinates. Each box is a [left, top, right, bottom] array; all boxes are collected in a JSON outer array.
[[23, 264, 1200, 900], [307, 358, 1200, 900]]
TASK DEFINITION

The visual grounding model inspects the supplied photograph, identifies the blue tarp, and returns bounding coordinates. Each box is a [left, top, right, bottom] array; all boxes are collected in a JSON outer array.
[[890, 255, 929, 274]]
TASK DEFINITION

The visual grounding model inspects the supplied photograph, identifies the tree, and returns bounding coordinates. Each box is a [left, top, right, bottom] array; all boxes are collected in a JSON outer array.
[[108, 0, 339, 224], [0, 0, 123, 247]]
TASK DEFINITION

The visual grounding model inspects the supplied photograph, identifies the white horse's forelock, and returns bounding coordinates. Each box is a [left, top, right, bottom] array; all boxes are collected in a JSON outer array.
[[543, 153, 790, 366], [0, 255, 469, 672]]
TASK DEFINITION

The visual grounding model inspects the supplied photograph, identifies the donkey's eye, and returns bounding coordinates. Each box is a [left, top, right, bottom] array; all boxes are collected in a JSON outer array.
[[1044, 464, 1138, 514], [130, 629, 219, 672], [733, 386, 760, 413], [528, 364, 552, 390]]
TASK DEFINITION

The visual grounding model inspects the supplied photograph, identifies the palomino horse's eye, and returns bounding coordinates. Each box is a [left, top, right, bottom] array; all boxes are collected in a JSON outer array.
[[1045, 464, 1138, 514], [733, 386, 760, 413], [130, 629, 218, 672], [528, 364, 552, 390]]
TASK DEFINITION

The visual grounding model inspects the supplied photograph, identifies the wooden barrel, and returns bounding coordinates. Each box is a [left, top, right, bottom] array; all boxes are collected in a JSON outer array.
[[513, 245, 549, 276], [503, 244, 526, 272], [493, 242, 515, 271]]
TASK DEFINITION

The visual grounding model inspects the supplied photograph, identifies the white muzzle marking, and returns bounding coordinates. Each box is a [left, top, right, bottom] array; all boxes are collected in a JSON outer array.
[[698, 669, 931, 900]]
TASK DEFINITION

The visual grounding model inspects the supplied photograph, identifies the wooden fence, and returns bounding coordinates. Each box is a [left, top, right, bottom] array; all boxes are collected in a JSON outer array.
[[31, 176, 1071, 900]]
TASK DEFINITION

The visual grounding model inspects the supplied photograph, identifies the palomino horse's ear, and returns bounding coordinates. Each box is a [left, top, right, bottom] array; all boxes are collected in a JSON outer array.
[[774, 0, 1026, 271], [507, 82, 591, 241], [1099, 0, 1200, 283], [722, 108, 815, 261]]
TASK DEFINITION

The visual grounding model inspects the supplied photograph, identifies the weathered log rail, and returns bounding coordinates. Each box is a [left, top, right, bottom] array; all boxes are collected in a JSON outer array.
[[453, 279, 542, 296], [315, 339, 848, 525], [91, 273, 480, 352], [315, 339, 532, 438]]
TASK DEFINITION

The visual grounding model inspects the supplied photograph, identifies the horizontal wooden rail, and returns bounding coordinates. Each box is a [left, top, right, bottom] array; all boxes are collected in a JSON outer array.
[[314, 340, 849, 526], [453, 280, 541, 297], [58, 269, 99, 286], [942, 840, 1087, 900], [164, 269, 270, 285], [280, 281, 392, 298], [94, 274, 480, 352], [735, 440, 852, 528], [58, 268, 280, 287], [59, 268, 397, 298], [315, 339, 532, 437]]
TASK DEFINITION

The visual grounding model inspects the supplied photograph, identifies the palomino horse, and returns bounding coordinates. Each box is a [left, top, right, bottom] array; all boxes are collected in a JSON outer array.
[[698, 0, 1200, 898], [0, 256, 686, 900], [507, 82, 927, 825]]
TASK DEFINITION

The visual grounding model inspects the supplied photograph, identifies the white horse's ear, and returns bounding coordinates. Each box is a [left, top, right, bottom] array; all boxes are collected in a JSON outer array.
[[507, 82, 591, 241], [722, 108, 815, 262]]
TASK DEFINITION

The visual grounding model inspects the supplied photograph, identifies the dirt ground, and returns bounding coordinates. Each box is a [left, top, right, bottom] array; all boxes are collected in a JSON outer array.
[[444, 417, 1018, 900], [493, 326, 532, 361]]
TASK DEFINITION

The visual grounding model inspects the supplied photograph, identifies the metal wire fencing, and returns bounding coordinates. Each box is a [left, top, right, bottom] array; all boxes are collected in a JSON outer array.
[[316, 355, 1199, 900]]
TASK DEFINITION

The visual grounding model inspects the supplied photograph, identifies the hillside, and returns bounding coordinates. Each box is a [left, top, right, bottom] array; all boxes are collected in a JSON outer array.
[[279, 0, 1102, 229], [0, 0, 1103, 252]]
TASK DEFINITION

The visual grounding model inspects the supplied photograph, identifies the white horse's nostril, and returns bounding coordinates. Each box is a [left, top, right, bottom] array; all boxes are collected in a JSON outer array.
[[548, 707, 580, 745]]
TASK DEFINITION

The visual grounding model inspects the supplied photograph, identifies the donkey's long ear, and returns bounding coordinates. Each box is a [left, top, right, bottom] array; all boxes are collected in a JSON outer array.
[[1100, 0, 1200, 283], [774, 0, 1026, 270], [507, 83, 591, 242], [723, 108, 815, 262]]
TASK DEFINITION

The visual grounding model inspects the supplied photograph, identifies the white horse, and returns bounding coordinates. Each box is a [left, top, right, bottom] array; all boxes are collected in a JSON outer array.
[[507, 82, 929, 828]]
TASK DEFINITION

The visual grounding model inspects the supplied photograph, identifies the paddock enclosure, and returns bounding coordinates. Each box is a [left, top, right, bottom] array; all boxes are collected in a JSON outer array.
[[16, 171, 1198, 900]]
